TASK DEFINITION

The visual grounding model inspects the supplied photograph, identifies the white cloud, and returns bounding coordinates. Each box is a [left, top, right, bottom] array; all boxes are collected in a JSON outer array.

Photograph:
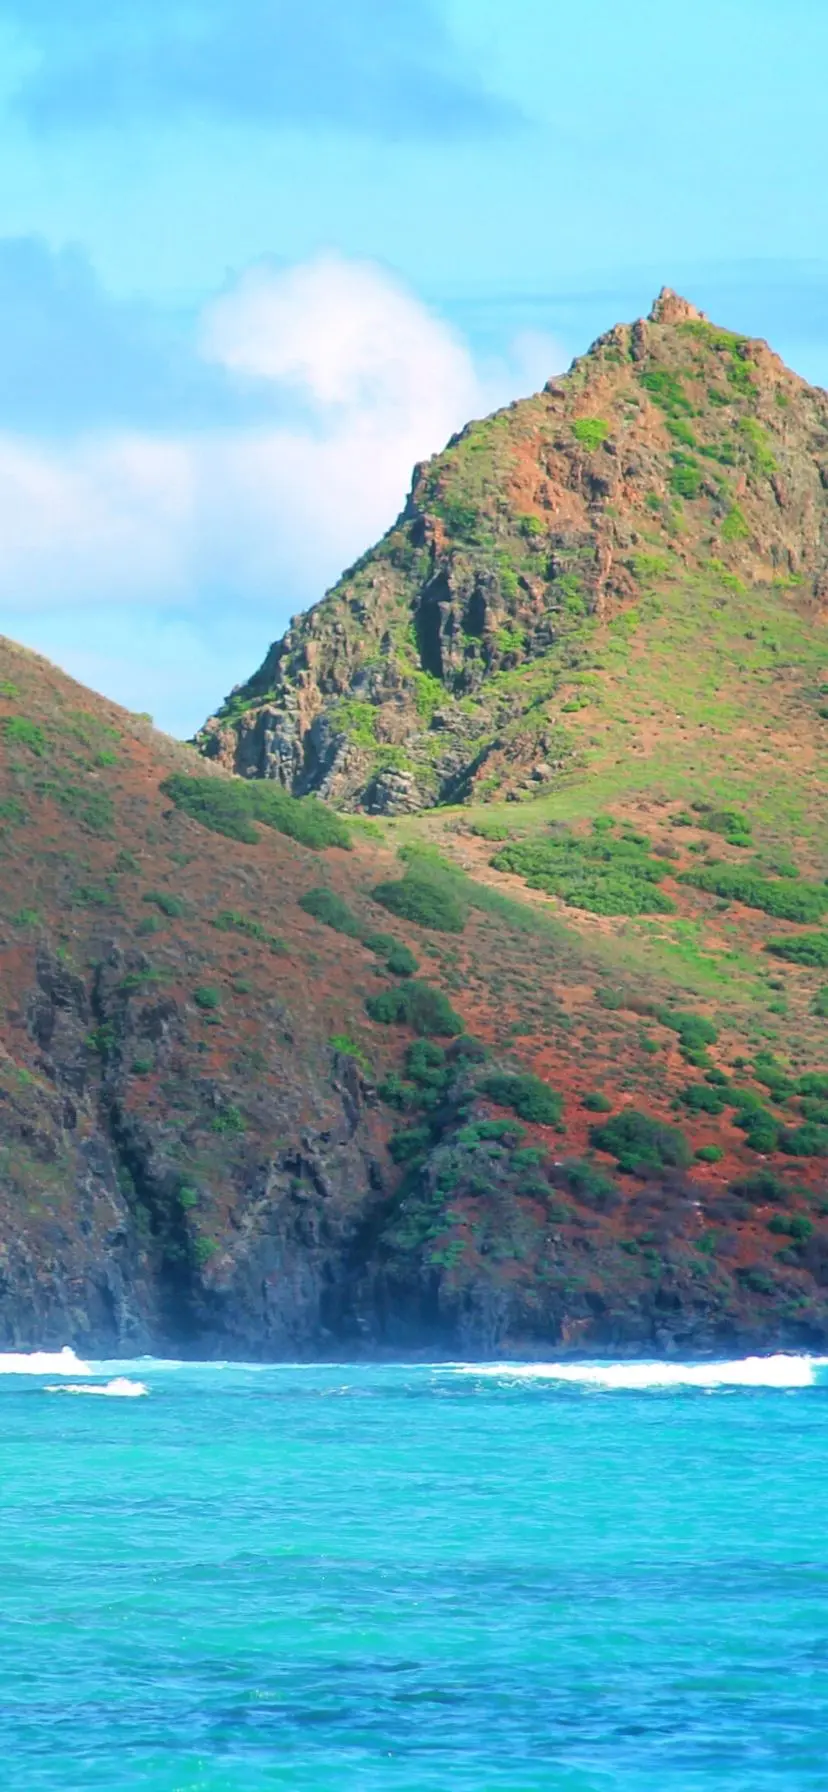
[[0, 433, 194, 606], [202, 253, 482, 417], [0, 254, 564, 727]]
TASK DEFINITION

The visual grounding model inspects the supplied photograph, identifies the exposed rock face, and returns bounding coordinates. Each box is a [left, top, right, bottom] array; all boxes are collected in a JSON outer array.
[[197, 294, 828, 808], [1, 937, 389, 1357]]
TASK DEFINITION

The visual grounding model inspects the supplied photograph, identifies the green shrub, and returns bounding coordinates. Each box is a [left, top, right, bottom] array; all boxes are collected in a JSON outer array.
[[448, 1035, 489, 1065], [703, 808, 752, 847], [165, 777, 257, 841], [555, 1158, 620, 1211], [630, 552, 671, 581], [669, 455, 703, 499], [2, 716, 45, 755], [733, 1100, 780, 1153], [438, 498, 480, 538], [798, 1073, 828, 1098], [330, 1034, 370, 1069], [768, 1213, 813, 1240], [589, 1109, 691, 1176], [640, 369, 694, 414], [779, 1124, 828, 1158], [377, 1072, 420, 1112], [411, 671, 444, 721], [361, 930, 396, 956], [0, 796, 26, 828], [726, 353, 757, 397], [571, 417, 610, 450], [190, 1236, 218, 1267], [695, 1145, 724, 1163], [770, 1211, 813, 1240], [213, 909, 285, 953], [299, 888, 417, 974], [71, 883, 117, 910], [136, 915, 162, 937], [767, 933, 828, 967], [299, 886, 361, 937], [386, 942, 419, 978], [812, 986, 828, 1018], [331, 698, 378, 748], [458, 1119, 523, 1147], [729, 1086, 765, 1116], [493, 824, 674, 917], [800, 1099, 828, 1125], [658, 1010, 719, 1055], [372, 873, 466, 934], [681, 864, 827, 923], [681, 1083, 726, 1115], [736, 1266, 775, 1295], [193, 986, 221, 1011], [144, 890, 188, 918], [389, 1125, 433, 1164], [481, 1072, 562, 1126], [583, 1092, 612, 1113], [162, 774, 351, 850], [721, 503, 750, 542], [12, 907, 39, 929], [215, 908, 264, 939], [366, 981, 462, 1037], [752, 1055, 794, 1098], [681, 320, 748, 354], [738, 416, 777, 476], [730, 1170, 789, 1203], [120, 968, 168, 995], [665, 418, 698, 448], [210, 1105, 245, 1135], [405, 1040, 450, 1091], [512, 1146, 548, 1169]]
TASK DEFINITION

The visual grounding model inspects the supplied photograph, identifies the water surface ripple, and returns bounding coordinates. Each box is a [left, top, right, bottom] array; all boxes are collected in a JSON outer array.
[[2, 1355, 827, 1789]]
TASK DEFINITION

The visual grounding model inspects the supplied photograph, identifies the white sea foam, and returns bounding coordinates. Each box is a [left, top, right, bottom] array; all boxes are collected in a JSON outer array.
[[455, 1355, 828, 1390], [45, 1378, 148, 1398], [0, 1347, 91, 1376]]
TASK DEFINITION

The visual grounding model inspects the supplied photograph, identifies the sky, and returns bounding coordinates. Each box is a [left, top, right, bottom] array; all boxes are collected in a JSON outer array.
[[1, 0, 827, 735]]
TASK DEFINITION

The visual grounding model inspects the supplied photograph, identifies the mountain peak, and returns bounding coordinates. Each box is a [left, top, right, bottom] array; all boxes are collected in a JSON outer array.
[[197, 292, 828, 815], [648, 287, 707, 326]]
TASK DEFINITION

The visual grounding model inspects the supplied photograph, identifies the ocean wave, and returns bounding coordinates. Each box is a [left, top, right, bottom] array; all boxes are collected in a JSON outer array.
[[45, 1377, 148, 1397], [0, 1346, 91, 1376], [455, 1354, 828, 1390]]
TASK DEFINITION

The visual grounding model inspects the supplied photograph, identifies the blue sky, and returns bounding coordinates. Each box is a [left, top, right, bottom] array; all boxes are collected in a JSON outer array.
[[0, 0, 826, 733]]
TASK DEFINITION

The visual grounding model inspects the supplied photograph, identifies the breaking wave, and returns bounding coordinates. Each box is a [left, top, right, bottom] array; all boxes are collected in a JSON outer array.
[[45, 1378, 149, 1398], [456, 1354, 828, 1390], [0, 1347, 91, 1376]]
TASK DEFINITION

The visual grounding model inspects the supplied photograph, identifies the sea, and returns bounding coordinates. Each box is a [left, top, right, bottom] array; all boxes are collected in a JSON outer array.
[[2, 1351, 828, 1791]]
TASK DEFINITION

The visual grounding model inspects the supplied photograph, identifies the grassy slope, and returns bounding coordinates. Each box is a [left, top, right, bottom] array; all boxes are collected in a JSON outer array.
[[373, 561, 824, 1054]]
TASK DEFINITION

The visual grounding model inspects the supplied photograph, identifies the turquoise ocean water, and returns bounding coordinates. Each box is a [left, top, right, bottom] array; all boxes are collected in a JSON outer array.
[[2, 1351, 828, 1791]]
